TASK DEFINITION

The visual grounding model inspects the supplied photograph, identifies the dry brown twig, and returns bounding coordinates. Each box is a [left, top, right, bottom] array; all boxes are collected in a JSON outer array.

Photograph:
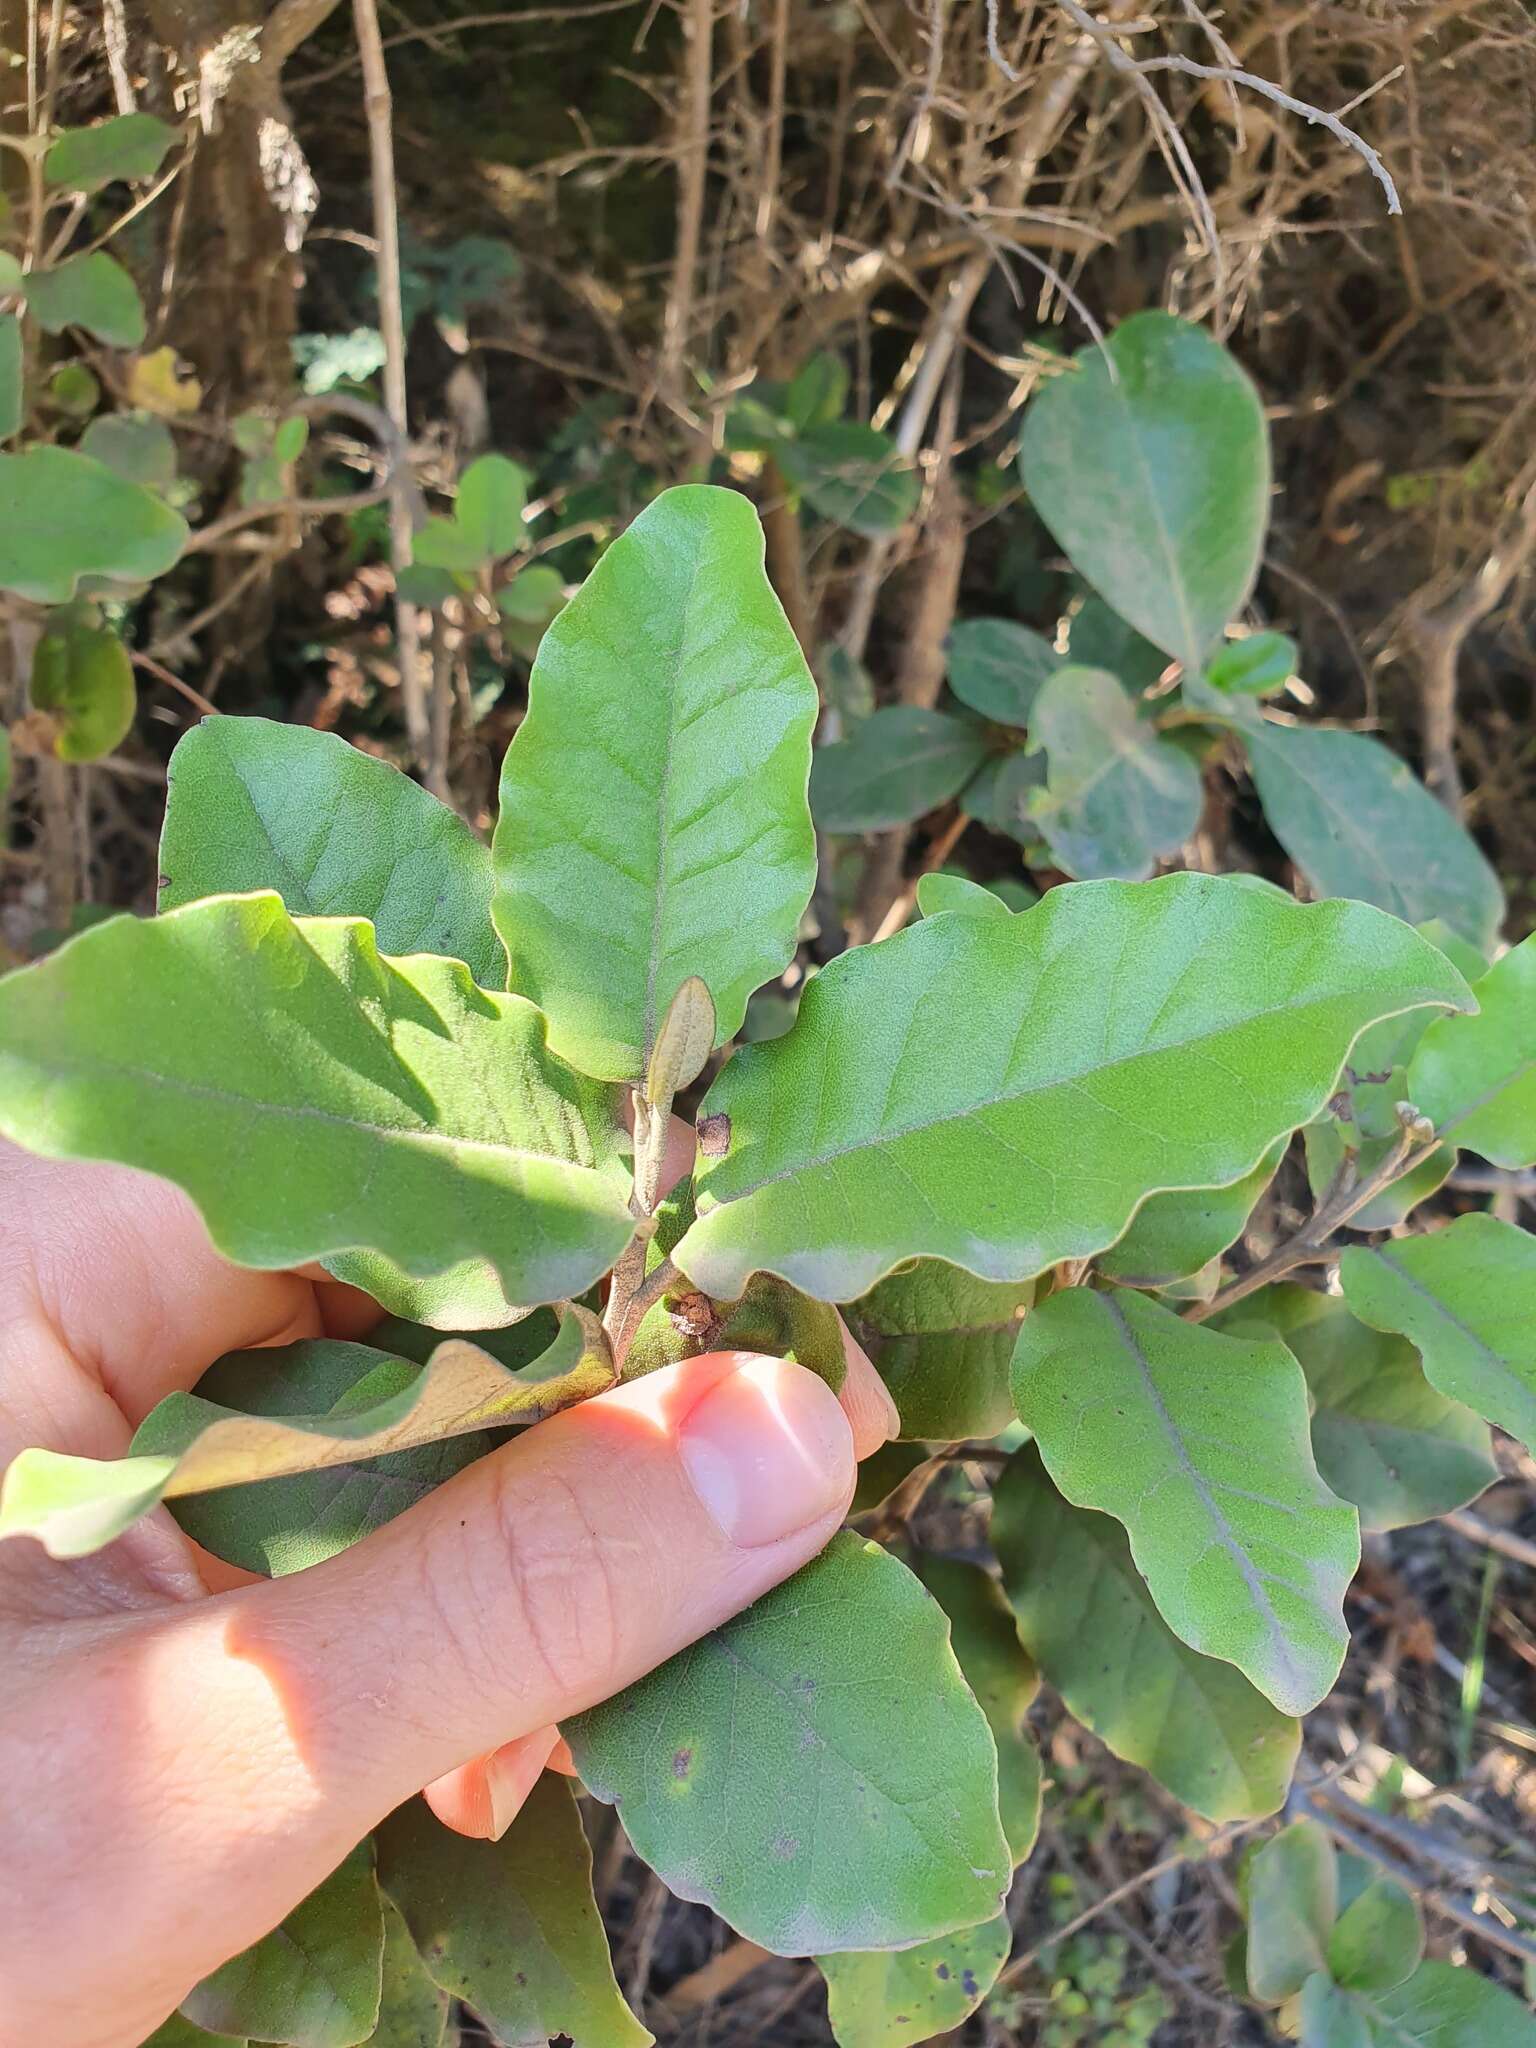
[[351, 0, 435, 789]]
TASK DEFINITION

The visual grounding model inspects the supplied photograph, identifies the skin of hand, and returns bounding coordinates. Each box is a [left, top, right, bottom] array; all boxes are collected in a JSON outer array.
[[0, 1134, 899, 2048]]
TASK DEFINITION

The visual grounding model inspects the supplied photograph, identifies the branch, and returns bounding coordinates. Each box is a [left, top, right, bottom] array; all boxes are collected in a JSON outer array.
[[1054, 0, 1402, 215], [657, 0, 713, 438], [351, 0, 434, 785], [263, 0, 344, 72], [1413, 477, 1536, 813], [1185, 1109, 1437, 1324]]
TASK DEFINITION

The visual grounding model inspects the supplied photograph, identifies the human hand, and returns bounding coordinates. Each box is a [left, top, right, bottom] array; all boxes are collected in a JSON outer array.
[[0, 1137, 897, 2048]]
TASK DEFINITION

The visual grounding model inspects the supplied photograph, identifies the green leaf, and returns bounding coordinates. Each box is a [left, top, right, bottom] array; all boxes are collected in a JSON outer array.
[[1408, 932, 1535, 1164], [45, 113, 177, 189], [144, 1328, 545, 1575], [914, 1553, 1041, 1862], [30, 607, 135, 760], [811, 707, 988, 833], [945, 618, 1058, 727], [1020, 313, 1269, 674], [786, 350, 849, 430], [1231, 1286, 1495, 1532], [376, 1781, 649, 2048], [79, 411, 178, 489], [1327, 1876, 1423, 1994], [818, 1913, 1011, 2048], [916, 871, 1010, 920], [492, 484, 819, 1079], [848, 1261, 1032, 1439], [0, 894, 632, 1331], [992, 1447, 1300, 1821], [138, 2016, 245, 2047], [1095, 1138, 1284, 1287], [1300, 1973, 1374, 2048], [817, 640, 875, 727], [1340, 1214, 1536, 1453], [181, 1843, 383, 2048], [274, 415, 310, 465], [676, 873, 1472, 1303], [1356, 1960, 1536, 2046], [565, 1532, 1011, 1954], [1013, 1288, 1358, 1714], [1065, 596, 1169, 691], [159, 717, 501, 986], [25, 251, 146, 347], [959, 748, 1046, 843], [49, 359, 101, 416], [0, 445, 187, 602], [1205, 631, 1297, 697], [2, 1310, 608, 1561], [1242, 721, 1504, 949], [780, 421, 920, 535], [0, 314, 20, 440], [1341, 920, 1486, 1144], [1025, 665, 1203, 880], [495, 562, 565, 624], [410, 517, 483, 574], [366, 1894, 450, 2048], [455, 452, 528, 558], [1245, 1820, 1337, 2004]]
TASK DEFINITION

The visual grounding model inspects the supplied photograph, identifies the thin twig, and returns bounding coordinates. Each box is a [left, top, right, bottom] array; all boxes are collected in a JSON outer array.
[[352, 0, 434, 785], [1054, 0, 1402, 214], [1442, 1508, 1536, 1574], [130, 652, 219, 721], [1000, 1821, 1259, 1987], [1186, 1115, 1435, 1323], [657, 0, 713, 439]]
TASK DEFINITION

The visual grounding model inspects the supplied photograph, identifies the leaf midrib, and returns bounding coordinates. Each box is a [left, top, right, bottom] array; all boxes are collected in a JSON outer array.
[[642, 550, 706, 1054], [1098, 1295, 1310, 1702]]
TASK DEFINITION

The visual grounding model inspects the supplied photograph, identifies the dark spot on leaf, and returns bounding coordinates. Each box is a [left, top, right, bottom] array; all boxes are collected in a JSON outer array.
[[672, 1747, 693, 1780], [551, 2035, 574, 2047], [935, 1963, 951, 1980], [961, 1970, 979, 1998], [697, 1112, 731, 1157], [515, 1972, 527, 1987], [792, 1674, 816, 1698], [770, 1832, 798, 1860]]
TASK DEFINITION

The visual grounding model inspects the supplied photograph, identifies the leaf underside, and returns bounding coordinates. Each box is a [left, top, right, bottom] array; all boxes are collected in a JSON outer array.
[[1013, 1287, 1358, 1715], [992, 1448, 1300, 1822], [1340, 1213, 1536, 1453]]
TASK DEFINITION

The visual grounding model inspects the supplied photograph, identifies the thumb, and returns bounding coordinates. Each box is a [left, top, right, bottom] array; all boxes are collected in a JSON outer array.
[[111, 1352, 853, 1994]]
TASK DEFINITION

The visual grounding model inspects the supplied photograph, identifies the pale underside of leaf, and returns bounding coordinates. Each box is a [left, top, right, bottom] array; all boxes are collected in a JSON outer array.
[[1340, 1213, 1536, 1452], [0, 1314, 608, 1559], [678, 872, 1473, 1303], [1408, 933, 1536, 1167], [1013, 1287, 1358, 1715], [992, 1447, 1301, 1822]]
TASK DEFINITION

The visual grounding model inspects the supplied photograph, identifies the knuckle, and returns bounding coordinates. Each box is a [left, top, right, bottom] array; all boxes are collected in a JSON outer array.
[[472, 1463, 625, 1708]]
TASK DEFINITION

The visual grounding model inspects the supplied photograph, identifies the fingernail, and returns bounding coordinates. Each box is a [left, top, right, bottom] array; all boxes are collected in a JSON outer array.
[[679, 1355, 854, 1548]]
